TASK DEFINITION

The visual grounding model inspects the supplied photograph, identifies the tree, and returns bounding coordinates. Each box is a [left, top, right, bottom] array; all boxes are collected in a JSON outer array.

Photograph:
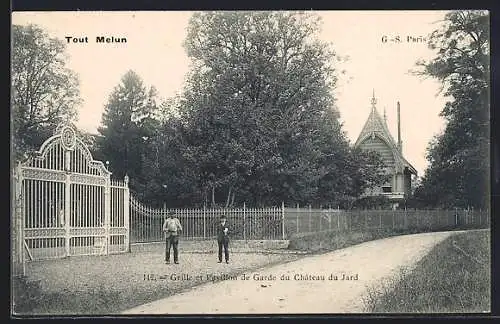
[[180, 11, 383, 207], [96, 70, 161, 189], [413, 10, 489, 209], [138, 115, 200, 207], [333, 149, 390, 210], [11, 24, 81, 161], [182, 12, 329, 206]]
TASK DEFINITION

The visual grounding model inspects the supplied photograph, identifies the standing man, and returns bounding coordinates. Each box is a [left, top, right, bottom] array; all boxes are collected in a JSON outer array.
[[162, 211, 182, 264], [217, 215, 230, 263]]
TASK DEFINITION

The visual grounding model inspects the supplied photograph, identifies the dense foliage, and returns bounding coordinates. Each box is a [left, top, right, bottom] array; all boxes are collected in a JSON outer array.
[[412, 10, 490, 209], [95, 12, 388, 208], [11, 24, 81, 162], [13, 15, 391, 209]]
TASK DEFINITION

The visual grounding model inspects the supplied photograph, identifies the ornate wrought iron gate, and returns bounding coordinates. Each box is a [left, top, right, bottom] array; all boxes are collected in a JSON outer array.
[[12, 125, 129, 265]]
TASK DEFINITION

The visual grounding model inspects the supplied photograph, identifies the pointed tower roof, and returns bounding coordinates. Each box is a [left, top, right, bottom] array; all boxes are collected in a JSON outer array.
[[355, 91, 417, 175], [355, 90, 397, 147]]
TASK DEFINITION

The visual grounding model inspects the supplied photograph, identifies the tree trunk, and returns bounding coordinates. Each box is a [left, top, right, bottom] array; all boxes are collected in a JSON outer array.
[[225, 185, 233, 208], [211, 185, 216, 208], [203, 187, 208, 207]]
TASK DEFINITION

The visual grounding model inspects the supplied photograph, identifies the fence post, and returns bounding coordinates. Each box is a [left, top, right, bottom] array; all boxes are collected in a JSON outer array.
[[455, 207, 458, 227], [296, 204, 299, 234], [203, 204, 206, 239], [319, 209, 322, 232], [124, 175, 130, 252], [329, 206, 332, 231], [281, 201, 285, 240], [243, 202, 246, 240], [404, 206, 408, 229], [186, 208, 190, 239], [309, 205, 312, 232], [147, 204, 151, 242], [347, 211, 350, 231], [249, 206, 252, 240], [162, 204, 166, 242], [392, 210, 395, 229], [379, 212, 382, 229]]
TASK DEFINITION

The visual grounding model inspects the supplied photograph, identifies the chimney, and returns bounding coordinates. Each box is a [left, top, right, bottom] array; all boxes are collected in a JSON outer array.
[[397, 101, 402, 153]]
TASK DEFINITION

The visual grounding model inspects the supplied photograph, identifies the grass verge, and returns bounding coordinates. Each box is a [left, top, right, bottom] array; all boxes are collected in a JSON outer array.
[[288, 228, 399, 252], [363, 230, 490, 313], [286, 224, 486, 253]]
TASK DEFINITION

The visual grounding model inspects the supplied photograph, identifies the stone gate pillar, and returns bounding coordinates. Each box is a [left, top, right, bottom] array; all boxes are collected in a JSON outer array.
[[12, 163, 24, 278]]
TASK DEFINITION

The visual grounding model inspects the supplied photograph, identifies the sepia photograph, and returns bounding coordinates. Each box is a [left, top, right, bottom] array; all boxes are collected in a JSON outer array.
[[10, 10, 491, 316]]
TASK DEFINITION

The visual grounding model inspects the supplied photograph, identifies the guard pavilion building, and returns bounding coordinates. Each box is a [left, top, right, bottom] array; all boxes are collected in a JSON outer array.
[[354, 92, 418, 207]]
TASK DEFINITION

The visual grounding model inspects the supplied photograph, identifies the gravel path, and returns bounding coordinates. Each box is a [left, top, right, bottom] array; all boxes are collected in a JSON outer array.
[[122, 231, 456, 314], [24, 250, 299, 315]]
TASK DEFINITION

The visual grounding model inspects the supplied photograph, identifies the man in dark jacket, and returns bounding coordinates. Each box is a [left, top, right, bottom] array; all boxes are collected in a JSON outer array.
[[217, 215, 230, 263]]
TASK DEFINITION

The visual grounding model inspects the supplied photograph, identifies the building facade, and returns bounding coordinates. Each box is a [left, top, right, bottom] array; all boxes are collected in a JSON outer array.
[[354, 91, 418, 207]]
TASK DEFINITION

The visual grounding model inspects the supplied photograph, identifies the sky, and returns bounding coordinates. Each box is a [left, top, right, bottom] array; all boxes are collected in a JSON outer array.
[[12, 10, 450, 178]]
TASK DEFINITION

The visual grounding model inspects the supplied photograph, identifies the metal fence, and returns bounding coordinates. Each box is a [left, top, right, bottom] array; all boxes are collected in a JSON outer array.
[[130, 197, 284, 242], [284, 206, 490, 236], [130, 196, 490, 243]]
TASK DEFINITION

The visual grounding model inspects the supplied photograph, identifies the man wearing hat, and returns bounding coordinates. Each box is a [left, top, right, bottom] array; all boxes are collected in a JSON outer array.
[[162, 211, 183, 264], [217, 215, 230, 263]]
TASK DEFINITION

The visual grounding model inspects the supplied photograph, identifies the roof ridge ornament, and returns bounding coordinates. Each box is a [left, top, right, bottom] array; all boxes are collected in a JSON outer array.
[[371, 89, 377, 109]]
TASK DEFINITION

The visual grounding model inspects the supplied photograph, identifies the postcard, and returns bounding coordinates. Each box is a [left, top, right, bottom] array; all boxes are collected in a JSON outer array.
[[11, 10, 491, 316]]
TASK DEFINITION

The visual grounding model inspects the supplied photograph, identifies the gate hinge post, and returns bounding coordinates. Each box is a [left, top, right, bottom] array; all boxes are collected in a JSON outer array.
[[64, 172, 71, 257], [124, 174, 130, 253], [104, 176, 111, 256]]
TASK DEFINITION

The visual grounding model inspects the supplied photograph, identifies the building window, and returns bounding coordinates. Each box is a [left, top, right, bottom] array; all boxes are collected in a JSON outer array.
[[382, 186, 392, 193]]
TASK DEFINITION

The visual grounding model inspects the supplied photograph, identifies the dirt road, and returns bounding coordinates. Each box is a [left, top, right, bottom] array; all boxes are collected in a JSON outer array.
[[122, 231, 456, 314]]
